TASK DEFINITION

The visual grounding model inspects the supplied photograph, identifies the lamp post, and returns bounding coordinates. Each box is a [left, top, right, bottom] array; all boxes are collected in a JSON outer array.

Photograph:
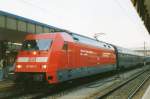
[[144, 41, 146, 66], [144, 41, 146, 56]]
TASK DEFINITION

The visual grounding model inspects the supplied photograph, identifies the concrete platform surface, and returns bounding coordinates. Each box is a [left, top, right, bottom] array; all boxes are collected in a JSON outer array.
[[142, 85, 150, 99]]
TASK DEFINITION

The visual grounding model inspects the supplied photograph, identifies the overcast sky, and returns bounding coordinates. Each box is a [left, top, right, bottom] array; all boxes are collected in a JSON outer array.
[[0, 0, 150, 48]]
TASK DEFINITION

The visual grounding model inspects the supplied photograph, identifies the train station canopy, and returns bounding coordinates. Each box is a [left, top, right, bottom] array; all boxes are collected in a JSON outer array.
[[0, 10, 65, 43], [145, 0, 150, 16]]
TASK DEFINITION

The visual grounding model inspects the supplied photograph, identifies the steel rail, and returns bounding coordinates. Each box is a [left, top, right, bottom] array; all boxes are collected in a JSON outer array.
[[128, 73, 150, 99], [98, 69, 149, 99]]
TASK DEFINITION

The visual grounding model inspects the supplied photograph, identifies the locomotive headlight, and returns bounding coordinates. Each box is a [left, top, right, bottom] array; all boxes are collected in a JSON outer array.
[[33, 51, 37, 55], [17, 65, 22, 69], [42, 65, 47, 69]]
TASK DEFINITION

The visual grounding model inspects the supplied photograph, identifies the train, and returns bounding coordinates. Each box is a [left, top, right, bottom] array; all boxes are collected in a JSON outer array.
[[144, 56, 150, 65], [15, 32, 144, 84]]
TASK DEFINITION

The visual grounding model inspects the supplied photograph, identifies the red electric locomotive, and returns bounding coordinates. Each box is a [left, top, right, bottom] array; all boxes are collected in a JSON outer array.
[[15, 32, 117, 84]]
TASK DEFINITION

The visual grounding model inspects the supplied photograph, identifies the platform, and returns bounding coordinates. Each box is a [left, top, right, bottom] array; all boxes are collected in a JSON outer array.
[[142, 84, 150, 99]]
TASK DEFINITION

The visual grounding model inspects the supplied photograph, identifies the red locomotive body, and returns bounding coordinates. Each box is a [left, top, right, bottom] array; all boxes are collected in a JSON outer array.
[[15, 32, 117, 84]]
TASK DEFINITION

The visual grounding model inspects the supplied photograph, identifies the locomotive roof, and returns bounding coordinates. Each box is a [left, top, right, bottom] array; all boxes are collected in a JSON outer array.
[[66, 32, 115, 50]]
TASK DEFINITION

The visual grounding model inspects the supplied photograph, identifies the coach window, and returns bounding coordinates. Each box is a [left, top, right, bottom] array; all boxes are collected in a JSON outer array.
[[62, 41, 68, 51]]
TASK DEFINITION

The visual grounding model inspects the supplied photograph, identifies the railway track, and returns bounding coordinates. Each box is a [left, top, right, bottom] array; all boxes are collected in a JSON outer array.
[[96, 68, 150, 99], [0, 71, 118, 99], [0, 80, 14, 92], [0, 70, 115, 99], [10, 76, 118, 99], [29, 67, 149, 99], [0, 83, 54, 99]]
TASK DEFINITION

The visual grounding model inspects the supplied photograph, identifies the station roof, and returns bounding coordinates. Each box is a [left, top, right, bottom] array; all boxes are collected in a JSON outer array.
[[145, 0, 150, 16], [0, 10, 66, 43]]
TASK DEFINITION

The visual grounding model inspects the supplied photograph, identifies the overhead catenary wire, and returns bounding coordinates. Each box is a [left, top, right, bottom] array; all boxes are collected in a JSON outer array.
[[17, 0, 63, 26], [113, 0, 146, 33]]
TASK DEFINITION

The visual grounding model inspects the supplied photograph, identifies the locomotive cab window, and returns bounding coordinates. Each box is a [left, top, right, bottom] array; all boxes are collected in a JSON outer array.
[[21, 39, 52, 51]]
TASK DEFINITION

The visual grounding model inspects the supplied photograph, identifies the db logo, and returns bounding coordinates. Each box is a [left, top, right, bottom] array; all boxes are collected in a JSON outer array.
[[29, 57, 36, 62]]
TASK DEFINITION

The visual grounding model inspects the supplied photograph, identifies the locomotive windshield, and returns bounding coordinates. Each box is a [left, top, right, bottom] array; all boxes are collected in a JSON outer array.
[[21, 39, 52, 50]]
